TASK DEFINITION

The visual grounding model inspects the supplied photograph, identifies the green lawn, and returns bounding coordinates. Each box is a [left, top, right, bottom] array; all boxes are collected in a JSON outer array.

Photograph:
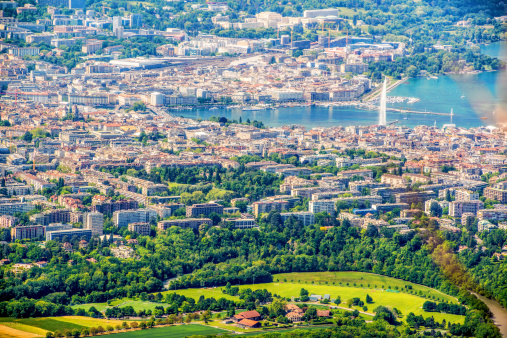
[[163, 272, 464, 324], [112, 324, 227, 337], [72, 299, 164, 313], [238, 325, 335, 336], [274, 272, 456, 302]]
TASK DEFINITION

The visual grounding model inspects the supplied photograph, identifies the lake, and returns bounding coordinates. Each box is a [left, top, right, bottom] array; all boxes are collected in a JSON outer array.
[[172, 41, 507, 129]]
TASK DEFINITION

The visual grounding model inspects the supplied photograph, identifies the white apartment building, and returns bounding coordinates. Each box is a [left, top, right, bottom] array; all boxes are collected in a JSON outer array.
[[85, 212, 104, 236], [309, 200, 335, 216], [455, 189, 479, 201], [449, 200, 484, 217], [478, 209, 507, 222], [280, 212, 315, 226], [113, 209, 157, 228], [225, 218, 257, 229]]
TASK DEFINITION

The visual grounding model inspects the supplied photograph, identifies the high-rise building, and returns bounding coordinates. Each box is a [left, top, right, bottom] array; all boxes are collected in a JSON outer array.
[[379, 77, 387, 126], [129, 13, 142, 27], [186, 203, 224, 217], [114, 27, 124, 39], [46, 228, 92, 241], [69, 0, 85, 9], [85, 212, 104, 236], [113, 209, 157, 228], [11, 225, 45, 241], [112, 16, 122, 30]]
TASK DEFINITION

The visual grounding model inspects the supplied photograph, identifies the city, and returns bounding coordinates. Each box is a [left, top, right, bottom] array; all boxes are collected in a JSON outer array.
[[0, 0, 506, 337]]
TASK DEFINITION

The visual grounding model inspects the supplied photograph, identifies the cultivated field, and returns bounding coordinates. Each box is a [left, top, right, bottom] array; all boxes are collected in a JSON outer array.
[[0, 316, 133, 336]]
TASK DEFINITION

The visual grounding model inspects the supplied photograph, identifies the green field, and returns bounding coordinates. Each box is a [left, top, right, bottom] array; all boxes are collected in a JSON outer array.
[[274, 272, 456, 302], [112, 324, 227, 337], [163, 272, 464, 324], [72, 299, 164, 312]]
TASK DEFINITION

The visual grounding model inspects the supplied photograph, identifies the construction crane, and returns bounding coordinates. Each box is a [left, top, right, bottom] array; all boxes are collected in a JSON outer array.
[[0, 90, 20, 105]]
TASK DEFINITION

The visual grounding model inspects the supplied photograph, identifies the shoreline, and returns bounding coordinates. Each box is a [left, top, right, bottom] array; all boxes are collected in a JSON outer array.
[[168, 68, 504, 113]]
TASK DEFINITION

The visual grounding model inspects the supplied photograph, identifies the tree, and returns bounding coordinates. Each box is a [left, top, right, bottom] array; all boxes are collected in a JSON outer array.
[[366, 294, 373, 304], [430, 202, 442, 217], [22, 132, 33, 142], [407, 65, 419, 77], [202, 310, 212, 323], [445, 189, 452, 202], [304, 307, 317, 321], [132, 101, 146, 111], [373, 306, 398, 325], [269, 298, 287, 317], [300, 288, 309, 302]]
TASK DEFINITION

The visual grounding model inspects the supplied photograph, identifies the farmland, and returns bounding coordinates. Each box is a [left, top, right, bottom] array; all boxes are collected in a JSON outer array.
[[0, 316, 131, 336]]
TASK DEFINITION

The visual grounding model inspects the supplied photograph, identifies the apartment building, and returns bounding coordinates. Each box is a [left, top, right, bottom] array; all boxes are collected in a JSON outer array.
[[113, 209, 157, 228], [395, 191, 437, 205], [280, 212, 315, 226], [339, 169, 374, 179], [402, 173, 432, 184], [455, 189, 479, 201], [0, 202, 35, 216], [150, 203, 185, 218], [478, 209, 507, 222], [0, 215, 18, 228], [8, 47, 39, 57], [224, 218, 257, 229], [11, 225, 45, 241], [82, 40, 102, 54], [30, 209, 72, 225], [252, 200, 289, 217], [381, 174, 407, 186], [186, 203, 224, 217], [449, 200, 484, 217], [46, 228, 92, 241], [484, 182, 507, 203], [128, 222, 151, 236], [308, 200, 335, 216], [84, 212, 104, 236], [17, 173, 56, 191], [91, 199, 138, 215]]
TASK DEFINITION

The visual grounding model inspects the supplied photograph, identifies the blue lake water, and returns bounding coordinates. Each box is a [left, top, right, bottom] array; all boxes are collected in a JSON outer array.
[[172, 41, 507, 128]]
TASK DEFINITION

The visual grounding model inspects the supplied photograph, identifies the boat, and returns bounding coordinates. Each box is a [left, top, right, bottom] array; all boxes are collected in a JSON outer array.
[[403, 117, 408, 120], [242, 107, 262, 111], [481, 117, 488, 120], [429, 76, 438, 79], [460, 95, 465, 99], [209, 107, 219, 110]]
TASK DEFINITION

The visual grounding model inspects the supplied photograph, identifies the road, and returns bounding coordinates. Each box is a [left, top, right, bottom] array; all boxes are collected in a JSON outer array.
[[473, 293, 507, 337]]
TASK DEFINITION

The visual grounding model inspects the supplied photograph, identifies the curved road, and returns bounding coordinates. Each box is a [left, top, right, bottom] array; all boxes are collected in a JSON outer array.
[[474, 293, 507, 337]]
